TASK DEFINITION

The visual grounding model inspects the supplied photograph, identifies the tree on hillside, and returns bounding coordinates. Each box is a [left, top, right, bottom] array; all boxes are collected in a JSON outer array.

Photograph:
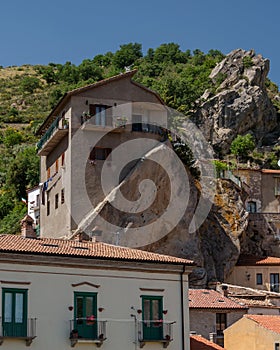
[[113, 43, 143, 69], [6, 146, 39, 200], [230, 134, 255, 160]]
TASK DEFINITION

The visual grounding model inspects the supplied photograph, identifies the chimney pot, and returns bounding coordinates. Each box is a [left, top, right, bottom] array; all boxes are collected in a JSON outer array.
[[21, 215, 36, 238]]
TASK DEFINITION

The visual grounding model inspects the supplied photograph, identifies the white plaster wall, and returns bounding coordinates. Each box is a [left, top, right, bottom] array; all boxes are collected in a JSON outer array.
[[0, 260, 189, 350]]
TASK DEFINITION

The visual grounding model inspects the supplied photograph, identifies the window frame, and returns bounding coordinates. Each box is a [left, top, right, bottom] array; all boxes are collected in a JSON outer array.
[[2, 288, 28, 337], [256, 273, 263, 285], [55, 193, 59, 209], [74, 291, 98, 340], [270, 273, 280, 292], [216, 313, 227, 337], [89, 147, 112, 161], [141, 295, 163, 340]]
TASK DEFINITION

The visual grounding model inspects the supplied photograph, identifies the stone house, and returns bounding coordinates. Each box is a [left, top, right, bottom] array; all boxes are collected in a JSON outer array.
[[36, 70, 167, 239], [224, 315, 280, 350], [189, 289, 247, 346], [226, 255, 280, 293], [234, 168, 280, 236], [0, 229, 193, 350]]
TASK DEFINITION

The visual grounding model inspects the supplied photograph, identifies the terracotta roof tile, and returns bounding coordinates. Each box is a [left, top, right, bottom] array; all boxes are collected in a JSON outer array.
[[190, 335, 225, 350], [230, 297, 278, 308], [0, 234, 193, 265], [189, 289, 247, 309], [245, 315, 280, 334], [237, 255, 280, 266]]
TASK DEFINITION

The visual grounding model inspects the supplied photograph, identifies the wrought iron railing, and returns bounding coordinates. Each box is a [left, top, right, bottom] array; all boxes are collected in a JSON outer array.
[[37, 117, 69, 151], [69, 319, 107, 346], [137, 320, 174, 343], [0, 317, 36, 345]]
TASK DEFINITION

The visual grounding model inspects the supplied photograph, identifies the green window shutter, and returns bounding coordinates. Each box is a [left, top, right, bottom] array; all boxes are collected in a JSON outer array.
[[2, 288, 28, 337]]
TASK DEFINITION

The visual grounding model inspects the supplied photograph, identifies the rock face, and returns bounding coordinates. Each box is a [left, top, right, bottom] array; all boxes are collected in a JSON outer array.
[[76, 138, 249, 287], [192, 49, 278, 154]]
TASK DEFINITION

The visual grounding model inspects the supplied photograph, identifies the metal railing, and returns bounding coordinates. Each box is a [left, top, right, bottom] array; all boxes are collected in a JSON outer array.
[[0, 317, 36, 339], [137, 320, 174, 342], [69, 319, 107, 341], [37, 117, 69, 151]]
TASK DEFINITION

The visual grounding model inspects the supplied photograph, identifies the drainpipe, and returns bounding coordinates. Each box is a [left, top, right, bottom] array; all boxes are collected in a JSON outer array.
[[180, 265, 186, 350]]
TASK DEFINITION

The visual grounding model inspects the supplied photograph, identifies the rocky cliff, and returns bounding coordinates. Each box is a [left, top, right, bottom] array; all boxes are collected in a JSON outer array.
[[192, 49, 279, 155], [74, 49, 280, 288]]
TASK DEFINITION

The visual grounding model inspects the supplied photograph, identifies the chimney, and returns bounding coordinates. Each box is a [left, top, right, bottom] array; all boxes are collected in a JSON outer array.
[[21, 215, 36, 238], [222, 285, 229, 297], [209, 332, 217, 343]]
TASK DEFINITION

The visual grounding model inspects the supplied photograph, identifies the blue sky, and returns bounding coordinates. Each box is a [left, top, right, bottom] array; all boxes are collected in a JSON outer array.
[[0, 0, 280, 87]]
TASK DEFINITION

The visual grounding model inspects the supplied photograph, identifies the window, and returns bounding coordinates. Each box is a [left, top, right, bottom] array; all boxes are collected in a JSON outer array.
[[2, 288, 27, 337], [256, 273, 263, 285], [275, 343, 280, 350], [74, 292, 97, 339], [90, 147, 112, 161], [47, 167, 51, 179], [142, 296, 163, 340], [247, 201, 257, 213], [36, 194, 40, 207], [132, 114, 143, 132], [61, 189, 65, 204], [55, 160, 59, 173], [270, 273, 279, 292], [216, 313, 227, 336], [47, 200, 50, 216], [275, 178, 280, 196], [55, 194, 59, 209], [61, 153, 65, 167], [89, 104, 112, 126]]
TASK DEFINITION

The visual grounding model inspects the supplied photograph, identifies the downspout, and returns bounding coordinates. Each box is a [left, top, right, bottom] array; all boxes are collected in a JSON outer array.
[[180, 264, 186, 350]]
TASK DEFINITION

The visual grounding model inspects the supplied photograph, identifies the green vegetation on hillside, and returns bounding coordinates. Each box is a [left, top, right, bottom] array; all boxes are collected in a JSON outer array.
[[0, 42, 279, 234]]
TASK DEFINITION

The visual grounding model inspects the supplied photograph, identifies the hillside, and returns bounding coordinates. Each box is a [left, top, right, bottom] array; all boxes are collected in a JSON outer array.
[[0, 43, 279, 236]]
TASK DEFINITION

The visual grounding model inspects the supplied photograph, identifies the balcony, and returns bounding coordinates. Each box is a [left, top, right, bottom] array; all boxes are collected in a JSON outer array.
[[137, 320, 174, 348], [69, 319, 107, 347], [0, 317, 36, 346], [37, 117, 69, 156], [80, 114, 127, 133]]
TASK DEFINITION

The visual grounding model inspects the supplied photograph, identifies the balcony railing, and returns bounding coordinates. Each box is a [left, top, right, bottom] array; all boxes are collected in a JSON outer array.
[[69, 319, 107, 347], [0, 317, 36, 346], [37, 117, 69, 153], [137, 320, 174, 348]]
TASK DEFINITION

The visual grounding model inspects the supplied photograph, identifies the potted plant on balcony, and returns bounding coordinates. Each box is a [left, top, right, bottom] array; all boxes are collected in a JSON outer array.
[[116, 116, 127, 128], [86, 315, 96, 325], [154, 319, 163, 327], [62, 119, 69, 129]]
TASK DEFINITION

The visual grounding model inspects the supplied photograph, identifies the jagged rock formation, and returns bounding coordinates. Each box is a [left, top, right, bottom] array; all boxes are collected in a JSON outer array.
[[73, 49, 280, 287], [192, 49, 279, 154]]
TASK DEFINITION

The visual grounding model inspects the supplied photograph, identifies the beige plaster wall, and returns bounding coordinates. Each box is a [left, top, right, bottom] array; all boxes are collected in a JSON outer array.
[[224, 316, 280, 350], [0, 258, 190, 350], [226, 265, 280, 291]]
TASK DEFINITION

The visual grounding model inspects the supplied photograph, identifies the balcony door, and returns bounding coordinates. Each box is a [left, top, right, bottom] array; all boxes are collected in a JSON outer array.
[[142, 296, 163, 340], [74, 292, 97, 339], [2, 288, 27, 337]]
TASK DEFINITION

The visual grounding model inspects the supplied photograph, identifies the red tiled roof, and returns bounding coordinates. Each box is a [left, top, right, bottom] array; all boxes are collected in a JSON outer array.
[[237, 254, 280, 266], [245, 315, 280, 334], [190, 335, 225, 350], [261, 169, 280, 174], [0, 234, 193, 265], [230, 297, 278, 308], [189, 289, 247, 310]]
